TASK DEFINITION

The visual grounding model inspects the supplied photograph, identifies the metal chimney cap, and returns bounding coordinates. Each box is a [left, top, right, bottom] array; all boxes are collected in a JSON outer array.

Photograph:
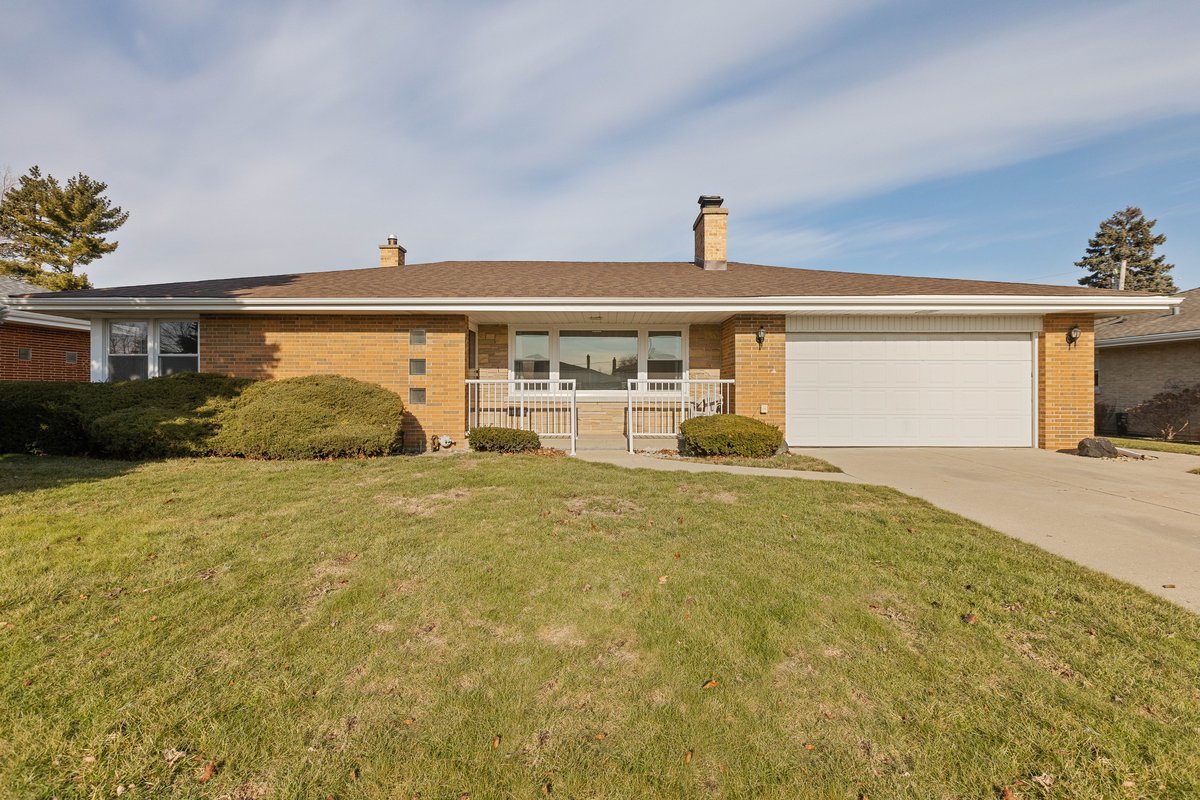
[[386, 234, 398, 245], [697, 195, 724, 208]]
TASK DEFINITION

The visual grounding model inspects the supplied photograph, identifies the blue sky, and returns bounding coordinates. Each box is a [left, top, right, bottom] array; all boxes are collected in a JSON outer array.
[[3, 0, 1199, 290]]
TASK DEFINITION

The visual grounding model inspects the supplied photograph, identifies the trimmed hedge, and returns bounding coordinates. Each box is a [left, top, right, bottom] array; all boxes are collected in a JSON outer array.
[[0, 381, 97, 456], [210, 375, 405, 459], [0, 373, 403, 460], [680, 414, 783, 458], [467, 426, 541, 453]]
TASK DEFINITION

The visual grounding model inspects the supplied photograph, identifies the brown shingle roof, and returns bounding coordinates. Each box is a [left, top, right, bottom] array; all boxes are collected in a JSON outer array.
[[1096, 287, 1199, 340], [21, 261, 1154, 299]]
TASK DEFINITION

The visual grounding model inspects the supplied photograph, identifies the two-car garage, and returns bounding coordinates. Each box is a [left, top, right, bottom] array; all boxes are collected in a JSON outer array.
[[784, 316, 1038, 447]]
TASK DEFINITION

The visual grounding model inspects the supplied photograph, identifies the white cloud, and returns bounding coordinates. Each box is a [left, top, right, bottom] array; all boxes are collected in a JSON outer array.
[[1, 0, 1199, 286]]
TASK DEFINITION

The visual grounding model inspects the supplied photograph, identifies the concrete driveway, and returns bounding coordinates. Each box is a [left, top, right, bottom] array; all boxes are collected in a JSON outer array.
[[794, 447, 1200, 612]]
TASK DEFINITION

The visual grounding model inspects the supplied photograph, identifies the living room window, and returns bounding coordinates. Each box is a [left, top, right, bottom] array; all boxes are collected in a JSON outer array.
[[106, 320, 199, 381], [510, 328, 686, 393]]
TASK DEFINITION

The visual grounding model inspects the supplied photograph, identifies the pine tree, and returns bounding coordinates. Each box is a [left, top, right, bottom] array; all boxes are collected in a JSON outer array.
[[1076, 206, 1176, 293], [0, 165, 129, 291]]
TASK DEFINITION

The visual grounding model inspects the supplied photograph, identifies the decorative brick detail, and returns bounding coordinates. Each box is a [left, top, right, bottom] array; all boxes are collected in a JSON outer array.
[[720, 314, 785, 429], [0, 322, 89, 382], [1038, 314, 1094, 450], [199, 314, 467, 451], [688, 324, 721, 380], [477, 324, 509, 381]]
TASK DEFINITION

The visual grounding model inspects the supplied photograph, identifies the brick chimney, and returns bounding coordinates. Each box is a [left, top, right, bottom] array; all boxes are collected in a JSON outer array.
[[693, 195, 728, 270], [379, 234, 406, 267]]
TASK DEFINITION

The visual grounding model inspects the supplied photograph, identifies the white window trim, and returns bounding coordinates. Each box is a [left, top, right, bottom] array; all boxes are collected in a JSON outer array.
[[507, 325, 689, 400], [93, 318, 200, 382]]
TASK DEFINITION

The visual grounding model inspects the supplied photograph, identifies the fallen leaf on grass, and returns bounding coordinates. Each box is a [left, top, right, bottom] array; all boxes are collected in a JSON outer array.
[[197, 761, 217, 782], [163, 748, 186, 765], [658, 576, 668, 585], [491, 735, 501, 750], [961, 613, 978, 625], [1162, 584, 1176, 589], [402, 718, 414, 726], [1000, 788, 1015, 799], [701, 679, 718, 689], [594, 732, 606, 741], [803, 743, 816, 751], [683, 749, 693, 764]]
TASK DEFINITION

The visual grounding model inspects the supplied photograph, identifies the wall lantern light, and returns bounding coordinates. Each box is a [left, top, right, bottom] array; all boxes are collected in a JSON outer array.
[[1066, 325, 1082, 346], [755, 325, 767, 346]]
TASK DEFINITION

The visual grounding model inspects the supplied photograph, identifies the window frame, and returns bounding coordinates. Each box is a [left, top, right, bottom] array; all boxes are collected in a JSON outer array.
[[101, 318, 200, 382], [507, 325, 688, 399]]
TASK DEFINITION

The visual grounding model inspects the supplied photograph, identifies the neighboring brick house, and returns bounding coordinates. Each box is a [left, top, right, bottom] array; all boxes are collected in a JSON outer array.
[[1096, 287, 1199, 442], [0, 276, 90, 382], [11, 197, 1180, 451]]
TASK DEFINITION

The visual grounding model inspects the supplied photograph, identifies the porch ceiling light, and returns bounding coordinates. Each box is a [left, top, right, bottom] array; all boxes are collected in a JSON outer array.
[[755, 325, 767, 346], [1066, 325, 1082, 345]]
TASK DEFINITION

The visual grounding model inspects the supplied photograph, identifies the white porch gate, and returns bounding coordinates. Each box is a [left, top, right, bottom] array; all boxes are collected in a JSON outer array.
[[626, 379, 734, 453]]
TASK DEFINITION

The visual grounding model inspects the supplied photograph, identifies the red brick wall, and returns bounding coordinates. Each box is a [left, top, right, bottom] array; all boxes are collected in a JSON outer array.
[[0, 322, 90, 382], [199, 314, 468, 451]]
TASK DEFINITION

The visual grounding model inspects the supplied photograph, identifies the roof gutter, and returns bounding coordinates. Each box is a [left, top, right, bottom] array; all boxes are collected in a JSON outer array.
[[1096, 329, 1200, 348], [0, 305, 91, 330], [8, 293, 1182, 317]]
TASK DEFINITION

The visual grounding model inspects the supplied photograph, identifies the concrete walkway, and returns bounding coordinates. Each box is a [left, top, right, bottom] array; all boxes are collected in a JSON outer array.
[[794, 447, 1200, 612], [576, 450, 861, 482]]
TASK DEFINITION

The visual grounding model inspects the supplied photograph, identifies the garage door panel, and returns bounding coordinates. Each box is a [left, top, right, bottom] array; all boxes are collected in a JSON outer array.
[[786, 332, 1033, 447]]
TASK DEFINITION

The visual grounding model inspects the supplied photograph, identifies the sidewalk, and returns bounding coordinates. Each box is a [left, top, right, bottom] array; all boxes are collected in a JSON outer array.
[[575, 450, 862, 482]]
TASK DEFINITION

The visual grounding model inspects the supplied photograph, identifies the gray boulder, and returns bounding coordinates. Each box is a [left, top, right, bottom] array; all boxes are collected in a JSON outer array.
[[1078, 437, 1119, 458]]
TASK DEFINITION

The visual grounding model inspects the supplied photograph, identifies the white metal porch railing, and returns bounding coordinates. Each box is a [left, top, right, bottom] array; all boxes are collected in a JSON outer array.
[[626, 379, 734, 453], [466, 379, 577, 455]]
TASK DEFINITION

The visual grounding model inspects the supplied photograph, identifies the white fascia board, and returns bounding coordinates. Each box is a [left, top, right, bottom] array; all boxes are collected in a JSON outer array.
[[0, 306, 91, 330], [8, 293, 1183, 316], [1096, 329, 1200, 348]]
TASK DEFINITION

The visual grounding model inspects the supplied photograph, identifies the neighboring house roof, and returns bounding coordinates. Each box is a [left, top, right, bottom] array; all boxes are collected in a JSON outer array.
[[14, 261, 1156, 299], [0, 275, 91, 331], [1096, 287, 1200, 347], [8, 261, 1180, 317]]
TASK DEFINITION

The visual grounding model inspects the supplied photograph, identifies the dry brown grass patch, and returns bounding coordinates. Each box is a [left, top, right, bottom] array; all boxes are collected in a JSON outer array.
[[380, 488, 472, 517], [565, 496, 644, 518]]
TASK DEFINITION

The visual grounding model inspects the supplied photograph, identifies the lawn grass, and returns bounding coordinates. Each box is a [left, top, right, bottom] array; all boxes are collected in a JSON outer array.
[[1108, 436, 1200, 456], [2, 453, 1199, 798], [657, 451, 842, 472]]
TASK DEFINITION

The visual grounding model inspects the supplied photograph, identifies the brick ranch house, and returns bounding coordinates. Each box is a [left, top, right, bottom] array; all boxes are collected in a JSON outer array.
[[1, 276, 90, 382], [1096, 286, 1199, 442], [11, 197, 1180, 452]]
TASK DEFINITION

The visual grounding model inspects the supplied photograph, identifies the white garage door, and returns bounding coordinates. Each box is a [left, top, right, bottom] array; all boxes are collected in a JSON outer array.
[[786, 332, 1034, 447]]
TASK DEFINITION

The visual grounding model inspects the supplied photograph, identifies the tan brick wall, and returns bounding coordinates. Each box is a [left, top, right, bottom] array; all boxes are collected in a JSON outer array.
[[1038, 314, 1095, 450], [720, 314, 786, 429], [693, 207, 728, 266], [1096, 340, 1200, 441], [0, 322, 90, 382], [688, 324, 721, 380], [199, 314, 468, 451], [477, 324, 509, 381]]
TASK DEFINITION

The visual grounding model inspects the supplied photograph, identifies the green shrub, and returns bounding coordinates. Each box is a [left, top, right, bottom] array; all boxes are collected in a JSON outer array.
[[680, 414, 783, 458], [211, 375, 405, 459], [0, 373, 251, 458], [87, 406, 221, 460], [467, 426, 541, 453], [0, 382, 96, 455]]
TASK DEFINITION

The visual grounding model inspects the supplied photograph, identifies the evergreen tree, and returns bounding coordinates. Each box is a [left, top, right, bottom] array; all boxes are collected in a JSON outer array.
[[0, 165, 129, 290], [1076, 206, 1175, 293]]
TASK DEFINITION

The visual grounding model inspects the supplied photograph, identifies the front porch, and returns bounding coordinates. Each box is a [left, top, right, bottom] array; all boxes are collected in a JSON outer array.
[[464, 378, 734, 454]]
